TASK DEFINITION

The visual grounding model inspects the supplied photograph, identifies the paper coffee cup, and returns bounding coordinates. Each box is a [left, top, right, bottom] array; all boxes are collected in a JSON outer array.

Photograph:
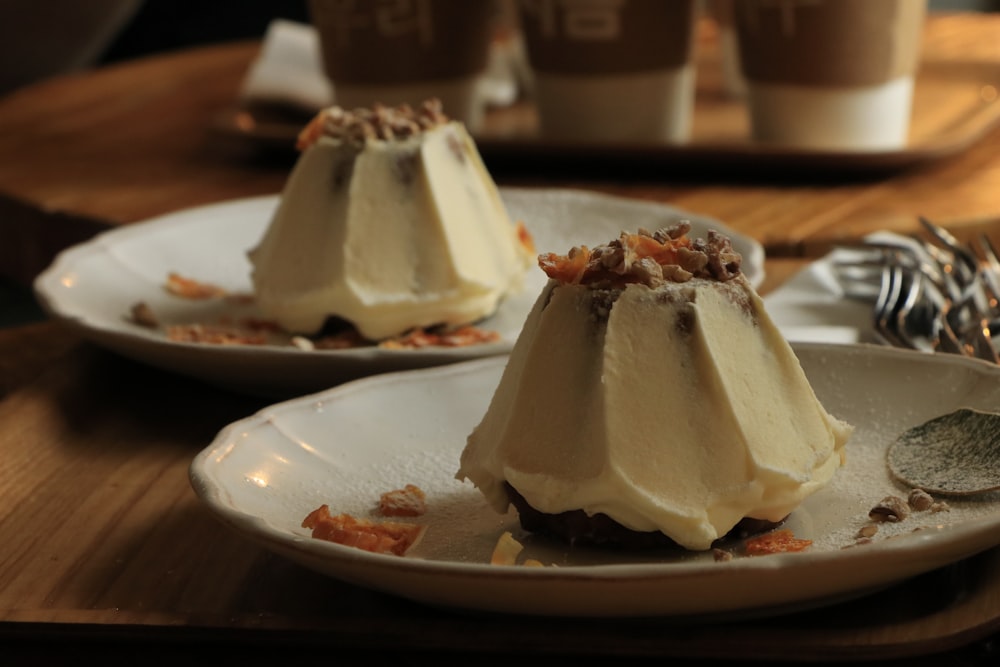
[[734, 0, 927, 151], [307, 0, 494, 131], [706, 0, 746, 98], [518, 0, 698, 143]]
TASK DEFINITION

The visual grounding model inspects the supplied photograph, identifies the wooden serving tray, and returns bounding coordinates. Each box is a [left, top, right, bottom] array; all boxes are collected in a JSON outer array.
[[216, 55, 1000, 177]]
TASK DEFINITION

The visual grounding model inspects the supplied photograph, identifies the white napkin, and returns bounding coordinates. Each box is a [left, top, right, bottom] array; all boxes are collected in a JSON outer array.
[[239, 19, 334, 112], [239, 19, 520, 114], [761, 236, 911, 345]]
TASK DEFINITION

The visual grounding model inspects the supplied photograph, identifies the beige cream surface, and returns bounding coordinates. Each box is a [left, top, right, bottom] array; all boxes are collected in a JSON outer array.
[[458, 275, 852, 550], [249, 121, 530, 339]]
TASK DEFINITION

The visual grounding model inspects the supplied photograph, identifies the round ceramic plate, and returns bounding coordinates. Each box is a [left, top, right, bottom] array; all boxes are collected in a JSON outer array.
[[190, 343, 1000, 618], [33, 188, 763, 397]]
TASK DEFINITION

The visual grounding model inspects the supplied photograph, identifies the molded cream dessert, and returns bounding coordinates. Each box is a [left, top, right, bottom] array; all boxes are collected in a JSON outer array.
[[248, 99, 532, 340], [457, 226, 852, 551]]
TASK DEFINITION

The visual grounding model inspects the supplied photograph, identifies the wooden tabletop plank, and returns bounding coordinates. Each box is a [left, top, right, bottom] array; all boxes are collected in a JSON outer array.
[[2, 265, 1000, 662]]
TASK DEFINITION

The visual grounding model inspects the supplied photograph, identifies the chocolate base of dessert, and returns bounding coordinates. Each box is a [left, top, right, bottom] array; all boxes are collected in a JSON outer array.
[[505, 483, 784, 550]]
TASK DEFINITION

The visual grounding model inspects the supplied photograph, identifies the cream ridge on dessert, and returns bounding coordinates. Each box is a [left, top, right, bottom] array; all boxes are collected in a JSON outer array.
[[456, 225, 853, 551], [248, 99, 533, 341]]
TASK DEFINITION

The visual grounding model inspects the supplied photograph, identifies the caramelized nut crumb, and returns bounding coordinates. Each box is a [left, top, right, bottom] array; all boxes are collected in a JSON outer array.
[[302, 505, 425, 556], [164, 272, 227, 300], [857, 524, 879, 539], [290, 335, 315, 350], [378, 484, 427, 517], [907, 488, 934, 511], [490, 531, 525, 566], [869, 495, 909, 522], [297, 98, 449, 151], [538, 226, 742, 288], [130, 301, 158, 328]]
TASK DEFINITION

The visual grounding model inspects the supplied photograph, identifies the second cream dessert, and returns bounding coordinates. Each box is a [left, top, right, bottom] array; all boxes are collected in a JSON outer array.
[[248, 99, 532, 341], [457, 226, 852, 551]]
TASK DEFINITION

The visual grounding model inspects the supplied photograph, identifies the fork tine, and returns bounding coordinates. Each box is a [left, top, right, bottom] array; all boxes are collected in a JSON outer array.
[[919, 216, 961, 248], [873, 263, 907, 348], [919, 216, 979, 279], [894, 269, 925, 351], [977, 233, 1000, 271]]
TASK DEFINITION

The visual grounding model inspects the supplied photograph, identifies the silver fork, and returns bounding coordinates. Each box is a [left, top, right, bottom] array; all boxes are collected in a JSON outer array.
[[834, 220, 1000, 363], [875, 264, 962, 355], [918, 216, 979, 287]]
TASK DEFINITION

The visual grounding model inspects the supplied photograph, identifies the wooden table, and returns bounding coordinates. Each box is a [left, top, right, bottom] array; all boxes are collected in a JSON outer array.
[[4, 287, 1000, 665], [3, 11, 1000, 665]]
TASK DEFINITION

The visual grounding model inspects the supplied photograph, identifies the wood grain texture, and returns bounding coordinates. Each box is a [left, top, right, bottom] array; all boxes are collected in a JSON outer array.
[[1, 267, 1000, 662], [1, 14, 1000, 288]]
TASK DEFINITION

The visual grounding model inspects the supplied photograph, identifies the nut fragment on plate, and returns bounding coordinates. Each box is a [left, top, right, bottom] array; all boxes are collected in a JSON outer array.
[[166, 323, 269, 345], [127, 273, 502, 351], [164, 272, 229, 299], [378, 325, 500, 349], [907, 488, 935, 511], [487, 531, 555, 567], [713, 548, 734, 562], [378, 484, 427, 517], [490, 531, 525, 566], [743, 529, 812, 556], [869, 495, 910, 523], [302, 504, 425, 556], [856, 524, 879, 539], [129, 301, 159, 328]]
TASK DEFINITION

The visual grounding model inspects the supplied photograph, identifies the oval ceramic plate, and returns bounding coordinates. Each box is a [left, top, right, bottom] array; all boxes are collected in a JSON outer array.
[[190, 343, 1000, 618], [33, 188, 763, 397]]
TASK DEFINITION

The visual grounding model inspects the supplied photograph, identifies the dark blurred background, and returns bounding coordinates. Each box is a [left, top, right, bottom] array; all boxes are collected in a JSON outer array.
[[98, 0, 310, 65]]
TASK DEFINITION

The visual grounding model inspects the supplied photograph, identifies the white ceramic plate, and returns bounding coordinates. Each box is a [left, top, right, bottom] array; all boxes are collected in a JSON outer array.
[[190, 343, 1000, 618], [34, 188, 764, 397]]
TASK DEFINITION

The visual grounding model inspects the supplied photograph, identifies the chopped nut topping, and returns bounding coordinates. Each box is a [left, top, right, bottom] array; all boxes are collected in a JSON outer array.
[[930, 501, 951, 513], [869, 495, 910, 522], [296, 98, 449, 151], [538, 226, 742, 288]]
